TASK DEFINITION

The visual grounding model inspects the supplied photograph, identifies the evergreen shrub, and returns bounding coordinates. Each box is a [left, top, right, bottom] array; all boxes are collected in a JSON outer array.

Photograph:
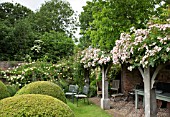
[[0, 81, 10, 100], [16, 81, 66, 103], [0, 94, 74, 117]]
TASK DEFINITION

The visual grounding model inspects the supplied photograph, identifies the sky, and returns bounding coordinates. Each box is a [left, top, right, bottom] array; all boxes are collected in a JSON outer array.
[[0, 0, 89, 14]]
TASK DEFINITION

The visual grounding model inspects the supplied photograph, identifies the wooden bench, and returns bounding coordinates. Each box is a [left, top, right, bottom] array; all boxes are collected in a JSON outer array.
[[111, 93, 124, 102], [135, 89, 170, 109]]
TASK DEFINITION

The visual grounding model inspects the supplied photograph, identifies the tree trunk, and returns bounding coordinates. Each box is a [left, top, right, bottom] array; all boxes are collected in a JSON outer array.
[[84, 68, 90, 88], [101, 65, 110, 110]]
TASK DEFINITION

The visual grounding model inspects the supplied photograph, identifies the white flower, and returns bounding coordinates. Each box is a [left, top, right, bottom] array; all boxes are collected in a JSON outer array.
[[127, 66, 133, 71], [166, 47, 170, 52]]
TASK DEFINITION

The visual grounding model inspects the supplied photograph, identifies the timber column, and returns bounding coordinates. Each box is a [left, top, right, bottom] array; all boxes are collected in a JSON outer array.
[[101, 65, 110, 110]]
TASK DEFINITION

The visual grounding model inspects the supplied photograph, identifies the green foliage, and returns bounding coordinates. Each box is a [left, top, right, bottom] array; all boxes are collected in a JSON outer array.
[[12, 19, 36, 60], [1, 61, 73, 87], [30, 0, 77, 37], [78, 1, 95, 49], [54, 49, 85, 89], [15, 81, 66, 103], [0, 94, 74, 117], [0, 80, 10, 100], [0, 2, 33, 25], [89, 85, 97, 97], [108, 65, 121, 80], [1, 62, 58, 87], [71, 51, 85, 86], [0, 2, 35, 61], [0, 1, 76, 62], [6, 84, 19, 96], [31, 31, 75, 63], [0, 20, 14, 60], [79, 0, 167, 51], [0, 60, 83, 89]]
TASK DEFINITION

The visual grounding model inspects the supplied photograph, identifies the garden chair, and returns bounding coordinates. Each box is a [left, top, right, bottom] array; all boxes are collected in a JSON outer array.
[[110, 80, 120, 94], [110, 80, 124, 101], [74, 85, 89, 106], [65, 85, 79, 103]]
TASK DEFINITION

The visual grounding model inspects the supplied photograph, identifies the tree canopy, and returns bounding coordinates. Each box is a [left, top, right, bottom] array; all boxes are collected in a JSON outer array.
[[29, 0, 77, 37], [0, 2, 33, 25], [79, 0, 168, 51], [0, 2, 34, 61], [0, 1, 76, 62], [31, 31, 74, 63]]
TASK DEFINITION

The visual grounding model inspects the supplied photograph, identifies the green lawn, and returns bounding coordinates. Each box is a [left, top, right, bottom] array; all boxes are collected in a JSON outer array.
[[67, 99, 112, 117]]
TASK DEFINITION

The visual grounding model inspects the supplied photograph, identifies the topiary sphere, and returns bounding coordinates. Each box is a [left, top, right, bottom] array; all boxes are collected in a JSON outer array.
[[0, 94, 74, 117], [0, 81, 10, 100], [16, 81, 66, 103]]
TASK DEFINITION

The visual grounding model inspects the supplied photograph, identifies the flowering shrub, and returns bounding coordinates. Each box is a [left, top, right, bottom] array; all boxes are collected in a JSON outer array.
[[80, 47, 112, 68], [111, 19, 170, 71], [0, 61, 73, 88]]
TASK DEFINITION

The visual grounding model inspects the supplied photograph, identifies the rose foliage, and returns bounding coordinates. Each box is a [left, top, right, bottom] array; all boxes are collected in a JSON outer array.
[[111, 19, 170, 71]]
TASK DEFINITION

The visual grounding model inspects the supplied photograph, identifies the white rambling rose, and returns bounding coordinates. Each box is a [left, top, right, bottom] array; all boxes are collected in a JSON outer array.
[[127, 66, 133, 71], [166, 47, 170, 52], [80, 47, 112, 68]]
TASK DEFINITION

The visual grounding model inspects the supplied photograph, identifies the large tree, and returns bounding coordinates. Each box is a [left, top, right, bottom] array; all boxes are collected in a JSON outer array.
[[0, 1, 76, 62], [79, 0, 168, 51], [0, 2, 34, 61], [78, 1, 97, 49], [0, 2, 33, 25], [29, 0, 77, 38]]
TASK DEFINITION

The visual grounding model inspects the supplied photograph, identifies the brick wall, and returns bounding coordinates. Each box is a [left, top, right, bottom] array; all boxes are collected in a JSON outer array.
[[121, 64, 143, 95], [0, 61, 23, 83], [0, 61, 23, 70], [121, 64, 170, 95]]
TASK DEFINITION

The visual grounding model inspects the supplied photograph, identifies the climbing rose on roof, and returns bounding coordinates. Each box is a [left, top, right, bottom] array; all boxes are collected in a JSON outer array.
[[80, 47, 112, 68], [111, 20, 170, 71]]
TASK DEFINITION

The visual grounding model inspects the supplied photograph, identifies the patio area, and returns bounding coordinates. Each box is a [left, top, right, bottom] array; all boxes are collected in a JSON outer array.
[[89, 97, 170, 117]]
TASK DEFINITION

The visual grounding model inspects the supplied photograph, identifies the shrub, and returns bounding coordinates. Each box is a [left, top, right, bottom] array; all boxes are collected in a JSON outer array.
[[0, 94, 74, 117], [89, 85, 97, 97], [15, 81, 66, 103], [1, 61, 59, 87], [0, 81, 10, 100], [1, 61, 75, 88], [6, 85, 19, 96]]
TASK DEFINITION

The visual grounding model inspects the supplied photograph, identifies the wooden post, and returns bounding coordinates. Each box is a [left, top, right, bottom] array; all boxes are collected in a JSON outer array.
[[139, 67, 157, 117], [101, 65, 110, 110]]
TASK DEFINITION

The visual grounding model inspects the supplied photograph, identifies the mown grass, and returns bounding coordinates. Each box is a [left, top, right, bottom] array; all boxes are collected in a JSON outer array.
[[67, 99, 112, 117]]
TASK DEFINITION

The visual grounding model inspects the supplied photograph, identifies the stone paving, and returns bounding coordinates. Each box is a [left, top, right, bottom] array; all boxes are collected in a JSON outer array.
[[89, 97, 170, 117]]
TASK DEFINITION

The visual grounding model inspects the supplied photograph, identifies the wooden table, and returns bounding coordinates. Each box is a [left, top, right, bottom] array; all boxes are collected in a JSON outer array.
[[135, 89, 170, 109]]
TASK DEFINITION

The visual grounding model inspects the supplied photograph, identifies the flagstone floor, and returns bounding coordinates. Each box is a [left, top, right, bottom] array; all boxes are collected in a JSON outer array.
[[89, 97, 170, 117]]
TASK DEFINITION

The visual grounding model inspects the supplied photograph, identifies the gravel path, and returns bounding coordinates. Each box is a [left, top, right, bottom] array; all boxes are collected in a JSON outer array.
[[89, 97, 169, 117]]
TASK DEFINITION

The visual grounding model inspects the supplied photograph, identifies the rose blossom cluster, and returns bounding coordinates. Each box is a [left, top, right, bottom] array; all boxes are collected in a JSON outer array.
[[111, 33, 132, 64], [80, 47, 112, 68], [111, 22, 170, 71], [149, 24, 170, 31]]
